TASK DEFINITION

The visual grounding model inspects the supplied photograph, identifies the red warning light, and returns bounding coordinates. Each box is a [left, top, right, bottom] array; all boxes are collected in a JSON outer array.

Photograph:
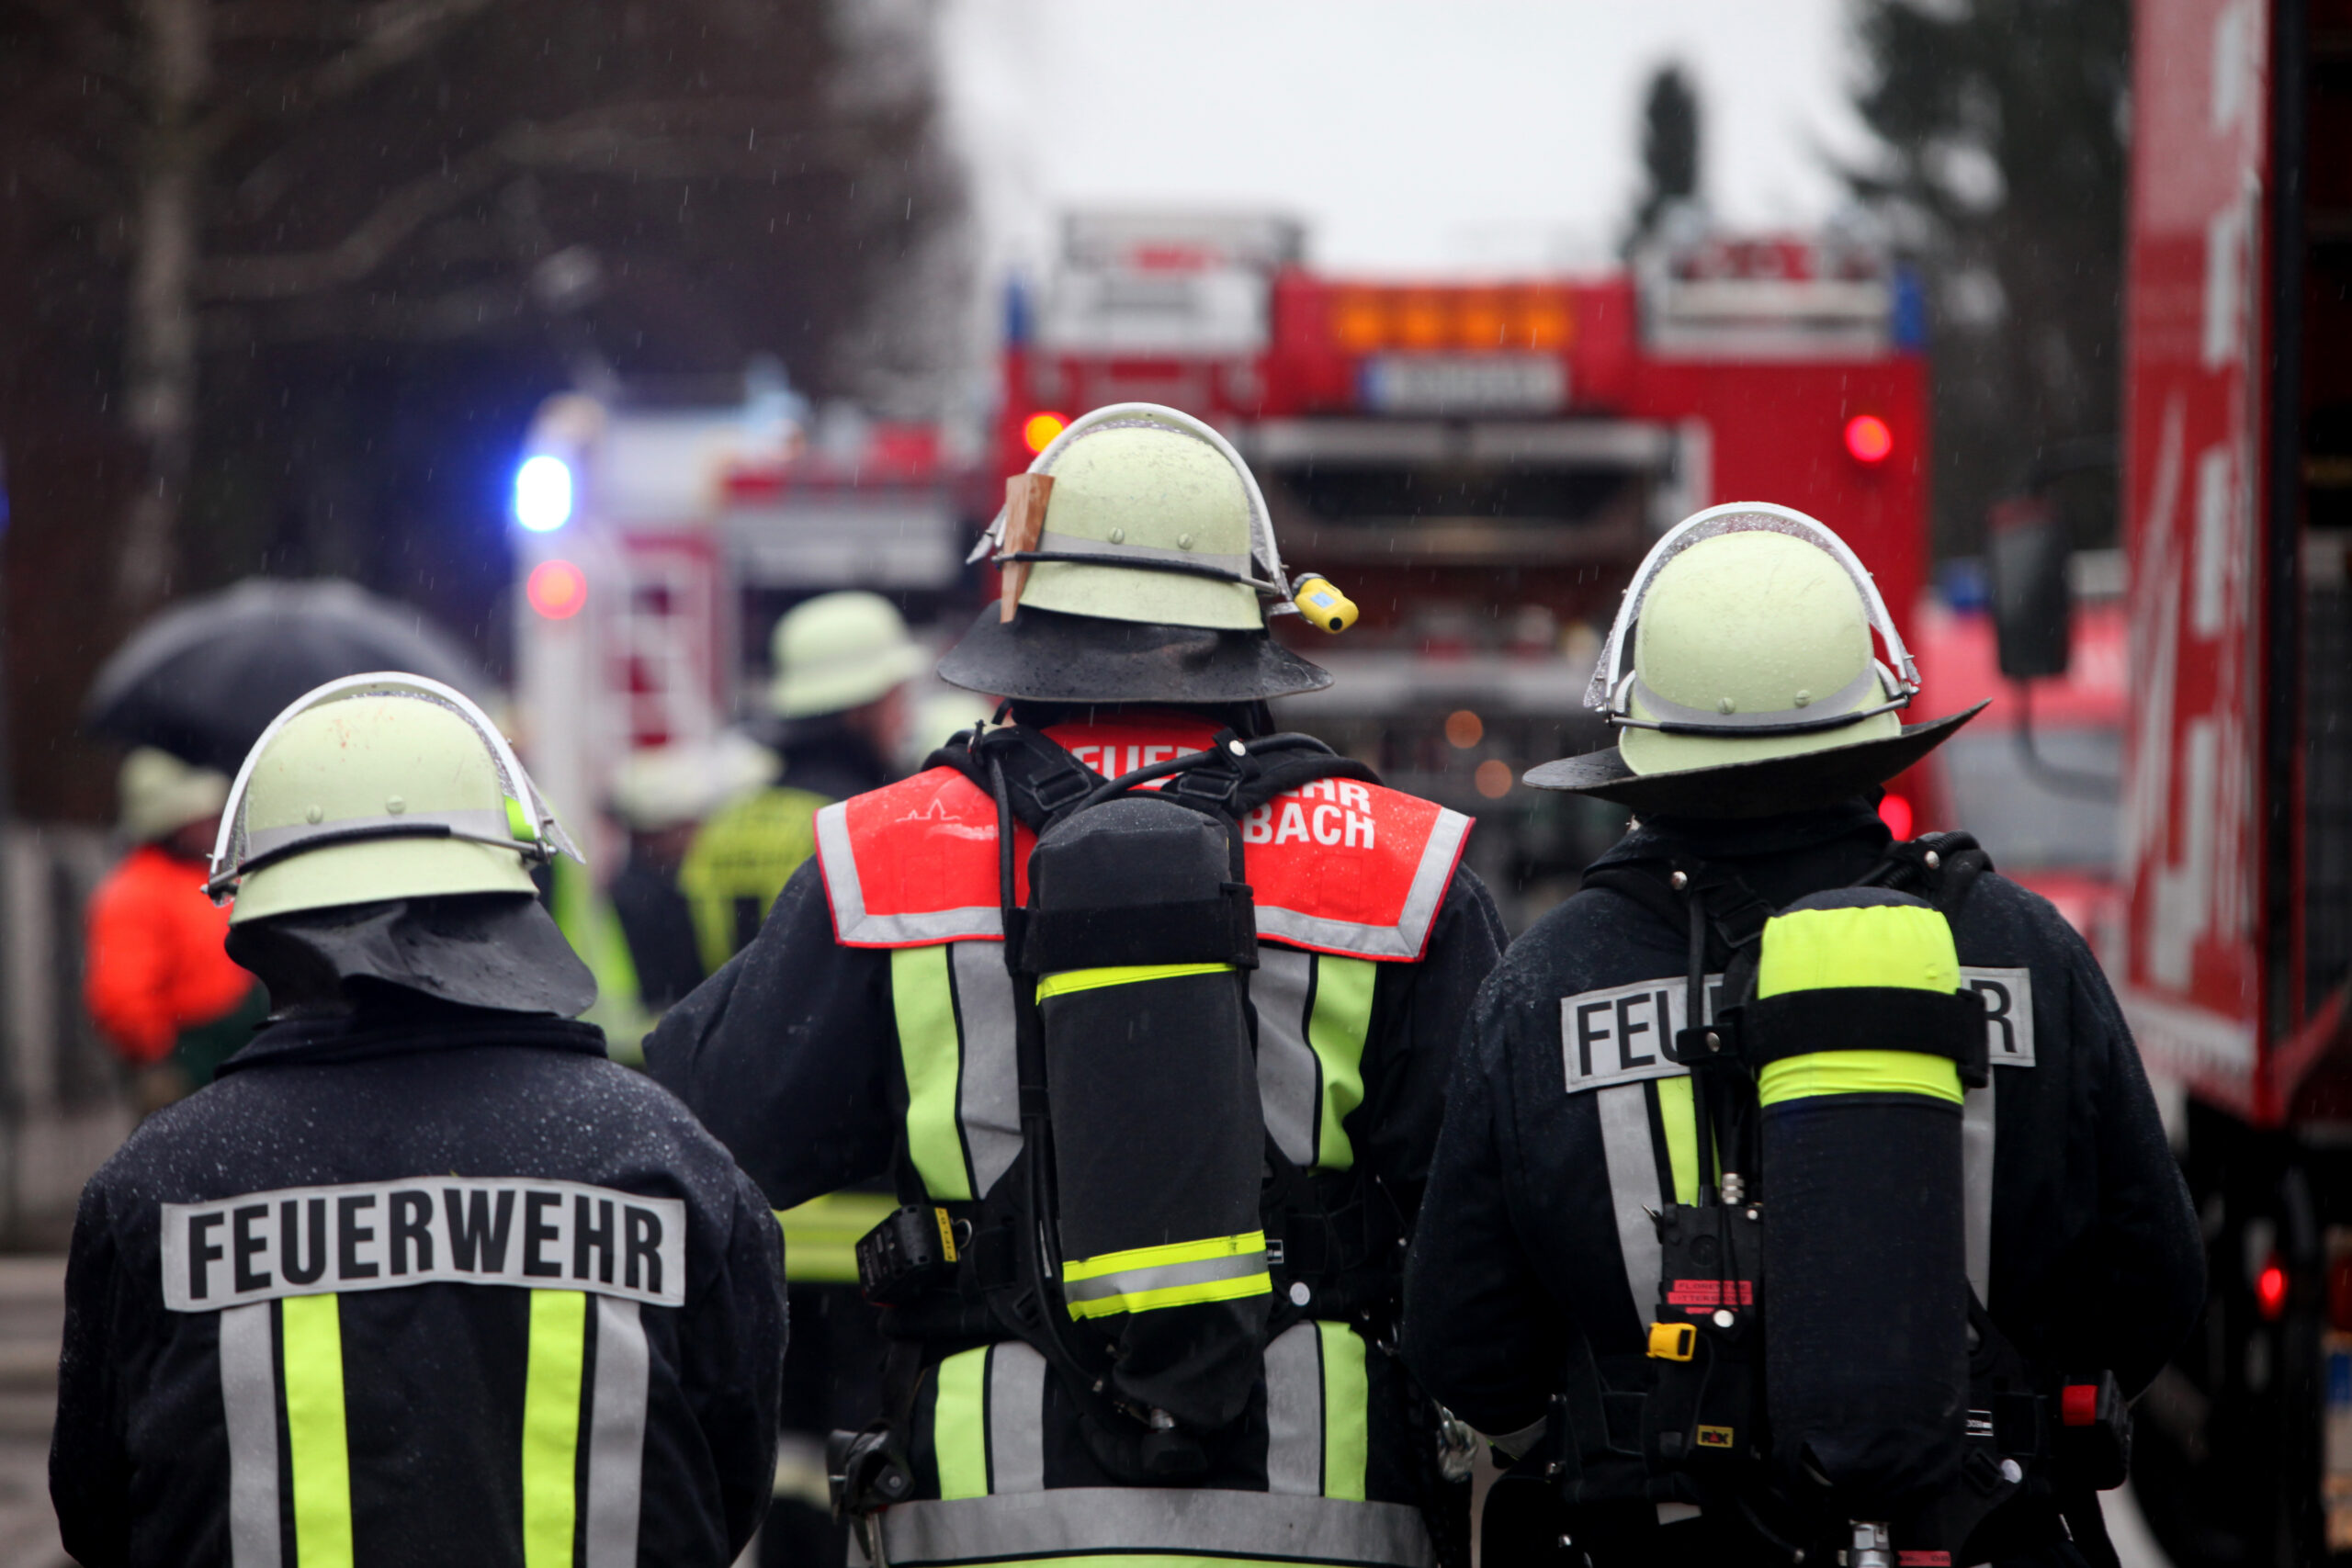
[[1878, 791, 1914, 840], [2256, 1257, 2290, 1321], [526, 559, 586, 620], [1022, 412, 1069, 454], [1844, 413, 1894, 465]]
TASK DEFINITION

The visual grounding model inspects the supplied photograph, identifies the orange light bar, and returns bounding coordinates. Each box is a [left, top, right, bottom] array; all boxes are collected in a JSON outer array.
[[1326, 285, 1577, 355]]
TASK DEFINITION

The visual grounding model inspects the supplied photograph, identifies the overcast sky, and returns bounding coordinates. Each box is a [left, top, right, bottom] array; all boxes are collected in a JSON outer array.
[[935, 0, 1879, 278]]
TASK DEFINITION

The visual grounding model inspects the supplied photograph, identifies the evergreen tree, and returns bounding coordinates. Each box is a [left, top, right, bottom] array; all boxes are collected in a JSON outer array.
[[1629, 64, 1702, 250]]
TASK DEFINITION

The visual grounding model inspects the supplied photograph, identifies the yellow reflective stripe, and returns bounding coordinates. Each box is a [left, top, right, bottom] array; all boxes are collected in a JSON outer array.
[[1657, 1074, 1702, 1207], [776, 1191, 899, 1283], [1758, 1049, 1964, 1107], [1309, 956, 1376, 1171], [1064, 1231, 1266, 1282], [933, 1346, 991, 1499], [280, 1293, 354, 1568], [892, 944, 972, 1201], [1317, 1321, 1369, 1502], [1756, 904, 1960, 997], [522, 1290, 587, 1568], [1035, 963, 1236, 1001], [1067, 1271, 1272, 1319]]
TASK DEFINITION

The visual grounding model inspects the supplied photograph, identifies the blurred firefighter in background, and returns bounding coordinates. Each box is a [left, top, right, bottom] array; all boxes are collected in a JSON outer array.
[[680, 591, 926, 971], [84, 748, 267, 1111], [607, 734, 781, 1014], [676, 589, 924, 1565]]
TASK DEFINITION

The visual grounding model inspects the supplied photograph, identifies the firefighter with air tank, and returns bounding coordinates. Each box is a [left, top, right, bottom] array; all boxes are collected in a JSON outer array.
[[647, 402, 1507, 1568], [1398, 506, 2205, 1567]]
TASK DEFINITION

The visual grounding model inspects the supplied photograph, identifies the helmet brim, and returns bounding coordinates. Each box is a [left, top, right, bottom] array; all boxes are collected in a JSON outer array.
[[1523, 702, 1987, 818], [937, 605, 1332, 704]]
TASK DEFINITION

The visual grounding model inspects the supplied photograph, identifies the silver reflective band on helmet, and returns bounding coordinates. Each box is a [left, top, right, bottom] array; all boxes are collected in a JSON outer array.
[[1586, 502, 1920, 734], [207, 671, 581, 903], [967, 402, 1299, 609], [1607, 661, 1913, 739]]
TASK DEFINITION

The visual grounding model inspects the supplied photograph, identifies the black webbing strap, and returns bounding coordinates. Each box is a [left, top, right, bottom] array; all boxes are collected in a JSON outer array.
[[1857, 829, 1995, 915], [1744, 986, 1992, 1088]]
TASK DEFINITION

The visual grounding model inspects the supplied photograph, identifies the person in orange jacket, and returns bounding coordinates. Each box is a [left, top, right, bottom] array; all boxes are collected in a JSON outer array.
[[83, 748, 266, 1109]]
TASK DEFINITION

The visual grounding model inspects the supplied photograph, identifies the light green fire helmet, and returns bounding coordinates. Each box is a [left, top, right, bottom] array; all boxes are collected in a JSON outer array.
[[937, 402, 1352, 704], [769, 591, 929, 718], [1525, 502, 1984, 818], [208, 673, 582, 924]]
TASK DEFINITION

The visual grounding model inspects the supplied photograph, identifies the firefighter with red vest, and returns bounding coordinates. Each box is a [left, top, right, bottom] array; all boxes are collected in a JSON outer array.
[[648, 402, 1507, 1568]]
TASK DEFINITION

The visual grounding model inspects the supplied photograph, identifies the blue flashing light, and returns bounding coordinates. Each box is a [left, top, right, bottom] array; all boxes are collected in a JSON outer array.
[[514, 454, 573, 533], [1891, 265, 1929, 353]]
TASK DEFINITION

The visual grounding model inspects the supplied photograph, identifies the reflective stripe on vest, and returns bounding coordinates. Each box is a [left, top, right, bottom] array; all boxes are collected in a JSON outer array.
[[1061, 1232, 1272, 1319], [890, 942, 1377, 1203], [905, 1322, 1413, 1565], [1254, 947, 1377, 1171], [217, 1289, 650, 1566], [891, 942, 1023, 1203], [814, 720, 1472, 963], [1569, 961, 2033, 1334], [859, 1485, 1436, 1568]]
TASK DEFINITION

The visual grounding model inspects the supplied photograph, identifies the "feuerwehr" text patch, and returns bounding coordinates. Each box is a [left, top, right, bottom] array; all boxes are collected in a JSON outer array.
[[160, 1178, 687, 1312]]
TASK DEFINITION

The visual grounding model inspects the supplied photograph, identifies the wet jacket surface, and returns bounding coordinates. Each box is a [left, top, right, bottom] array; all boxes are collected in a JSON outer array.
[[1401, 801, 2203, 1506], [51, 1004, 786, 1568]]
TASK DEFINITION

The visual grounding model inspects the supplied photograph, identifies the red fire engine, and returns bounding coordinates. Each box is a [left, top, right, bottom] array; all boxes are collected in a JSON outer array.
[[2018, 1, 2352, 1560], [996, 212, 1934, 915]]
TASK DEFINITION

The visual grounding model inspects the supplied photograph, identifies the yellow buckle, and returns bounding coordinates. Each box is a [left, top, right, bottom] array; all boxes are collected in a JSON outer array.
[[1646, 1321, 1696, 1361]]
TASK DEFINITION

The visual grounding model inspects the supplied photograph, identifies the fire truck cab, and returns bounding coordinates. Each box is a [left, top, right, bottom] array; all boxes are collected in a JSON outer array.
[[1000, 210, 1934, 920]]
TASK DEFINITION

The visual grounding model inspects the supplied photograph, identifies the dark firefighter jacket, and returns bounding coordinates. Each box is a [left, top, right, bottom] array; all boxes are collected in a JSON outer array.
[[1399, 800, 2204, 1533], [51, 1001, 786, 1568], [647, 713, 1509, 1568]]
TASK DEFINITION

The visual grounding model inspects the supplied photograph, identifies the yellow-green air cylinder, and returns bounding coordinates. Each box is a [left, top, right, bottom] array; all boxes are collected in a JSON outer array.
[[1747, 886, 1982, 1520]]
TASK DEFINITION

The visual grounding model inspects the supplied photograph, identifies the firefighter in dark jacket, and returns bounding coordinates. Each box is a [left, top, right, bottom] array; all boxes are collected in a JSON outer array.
[[51, 672, 786, 1568], [649, 402, 1508, 1568], [1401, 505, 2204, 1568]]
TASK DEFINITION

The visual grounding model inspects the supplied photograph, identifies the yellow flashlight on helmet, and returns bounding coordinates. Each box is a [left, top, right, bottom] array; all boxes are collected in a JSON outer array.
[[1291, 573, 1358, 634]]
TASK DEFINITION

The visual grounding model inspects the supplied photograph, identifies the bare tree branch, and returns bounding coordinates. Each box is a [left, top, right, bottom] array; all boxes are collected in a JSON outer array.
[[197, 101, 858, 299], [193, 0, 499, 153]]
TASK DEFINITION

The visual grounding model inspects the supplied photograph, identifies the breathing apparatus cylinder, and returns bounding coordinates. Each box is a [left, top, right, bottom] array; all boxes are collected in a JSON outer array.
[[1746, 887, 1977, 1520], [1023, 794, 1272, 1437]]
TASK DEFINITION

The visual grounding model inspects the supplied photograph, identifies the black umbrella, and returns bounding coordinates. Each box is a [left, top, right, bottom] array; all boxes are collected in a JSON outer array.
[[84, 577, 492, 773]]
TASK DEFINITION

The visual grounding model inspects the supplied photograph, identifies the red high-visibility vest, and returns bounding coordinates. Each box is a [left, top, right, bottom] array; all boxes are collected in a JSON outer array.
[[814, 716, 1472, 962]]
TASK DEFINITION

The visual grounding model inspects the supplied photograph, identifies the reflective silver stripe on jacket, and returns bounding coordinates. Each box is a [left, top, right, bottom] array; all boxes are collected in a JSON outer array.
[[1061, 1245, 1269, 1306], [584, 1296, 650, 1568], [861, 1486, 1436, 1568], [948, 942, 1023, 1198], [1596, 1082, 1662, 1325], [1963, 1083, 1995, 1304], [1254, 946, 1321, 1168], [986, 1342, 1047, 1494], [1262, 1321, 1324, 1495], [220, 1302, 281, 1568]]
